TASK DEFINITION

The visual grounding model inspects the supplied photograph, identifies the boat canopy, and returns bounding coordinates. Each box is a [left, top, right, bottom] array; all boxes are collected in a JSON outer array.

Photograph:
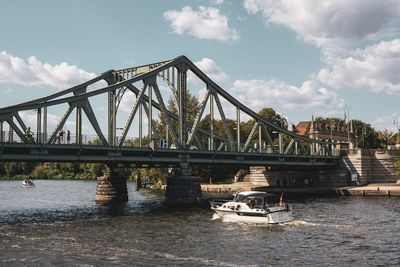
[[236, 191, 269, 196]]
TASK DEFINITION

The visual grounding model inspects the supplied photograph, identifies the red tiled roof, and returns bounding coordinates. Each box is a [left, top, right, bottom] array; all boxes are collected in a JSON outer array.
[[294, 121, 311, 136]]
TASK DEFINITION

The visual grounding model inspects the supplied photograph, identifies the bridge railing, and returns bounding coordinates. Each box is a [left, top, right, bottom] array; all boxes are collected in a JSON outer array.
[[0, 131, 136, 146], [0, 130, 340, 156]]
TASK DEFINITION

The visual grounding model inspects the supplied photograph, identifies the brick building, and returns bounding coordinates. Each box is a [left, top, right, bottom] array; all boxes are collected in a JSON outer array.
[[293, 117, 356, 150]]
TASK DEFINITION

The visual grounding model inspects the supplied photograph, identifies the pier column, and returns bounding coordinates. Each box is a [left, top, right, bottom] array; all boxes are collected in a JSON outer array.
[[249, 166, 269, 186], [165, 163, 201, 204], [95, 164, 128, 203]]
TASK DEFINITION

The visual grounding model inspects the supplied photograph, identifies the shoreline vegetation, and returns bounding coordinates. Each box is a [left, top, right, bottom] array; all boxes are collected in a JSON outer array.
[[0, 162, 105, 181], [0, 162, 237, 189]]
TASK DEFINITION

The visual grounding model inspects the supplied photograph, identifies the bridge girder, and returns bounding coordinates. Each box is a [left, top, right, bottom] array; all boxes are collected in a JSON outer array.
[[0, 55, 339, 165]]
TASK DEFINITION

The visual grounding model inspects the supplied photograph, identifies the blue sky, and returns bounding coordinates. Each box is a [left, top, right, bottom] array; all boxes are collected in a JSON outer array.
[[1, 0, 400, 132]]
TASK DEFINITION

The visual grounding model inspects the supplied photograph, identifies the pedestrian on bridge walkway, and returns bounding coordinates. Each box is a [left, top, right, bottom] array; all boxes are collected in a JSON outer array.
[[59, 129, 65, 143]]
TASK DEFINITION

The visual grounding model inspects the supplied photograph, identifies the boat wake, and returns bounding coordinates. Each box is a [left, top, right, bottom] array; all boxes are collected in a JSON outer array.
[[284, 220, 320, 227], [210, 213, 221, 221], [284, 220, 353, 230]]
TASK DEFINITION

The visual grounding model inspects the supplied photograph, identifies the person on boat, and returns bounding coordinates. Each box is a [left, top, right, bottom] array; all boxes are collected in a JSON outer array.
[[247, 198, 255, 209]]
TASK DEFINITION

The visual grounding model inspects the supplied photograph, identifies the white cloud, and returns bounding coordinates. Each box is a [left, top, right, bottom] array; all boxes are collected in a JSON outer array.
[[229, 79, 345, 111], [194, 58, 230, 83], [244, 0, 400, 58], [188, 57, 344, 116], [19, 111, 60, 132], [318, 39, 400, 94], [210, 0, 224, 5], [0, 51, 96, 90], [244, 0, 400, 98], [3, 88, 13, 94], [163, 6, 239, 41], [366, 113, 400, 131], [119, 90, 136, 113]]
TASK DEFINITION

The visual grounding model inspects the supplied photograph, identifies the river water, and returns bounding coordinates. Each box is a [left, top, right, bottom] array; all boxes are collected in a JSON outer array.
[[1, 180, 400, 266]]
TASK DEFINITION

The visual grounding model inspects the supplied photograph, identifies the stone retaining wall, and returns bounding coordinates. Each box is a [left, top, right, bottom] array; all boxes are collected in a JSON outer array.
[[249, 165, 350, 188], [342, 149, 400, 184]]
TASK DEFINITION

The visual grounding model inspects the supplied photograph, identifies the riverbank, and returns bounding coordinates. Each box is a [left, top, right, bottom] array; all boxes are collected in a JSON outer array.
[[201, 182, 400, 197]]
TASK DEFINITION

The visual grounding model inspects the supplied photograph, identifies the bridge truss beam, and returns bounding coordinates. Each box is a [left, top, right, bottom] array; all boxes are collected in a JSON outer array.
[[0, 55, 339, 166]]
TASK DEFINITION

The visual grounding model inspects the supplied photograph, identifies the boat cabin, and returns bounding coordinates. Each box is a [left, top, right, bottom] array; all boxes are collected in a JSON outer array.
[[233, 191, 270, 209]]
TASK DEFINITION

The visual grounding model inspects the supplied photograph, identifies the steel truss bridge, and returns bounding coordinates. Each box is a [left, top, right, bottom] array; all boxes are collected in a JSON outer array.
[[0, 56, 339, 168]]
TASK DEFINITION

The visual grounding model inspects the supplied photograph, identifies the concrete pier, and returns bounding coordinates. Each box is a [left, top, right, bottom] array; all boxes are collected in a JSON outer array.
[[164, 163, 201, 204], [95, 165, 128, 203]]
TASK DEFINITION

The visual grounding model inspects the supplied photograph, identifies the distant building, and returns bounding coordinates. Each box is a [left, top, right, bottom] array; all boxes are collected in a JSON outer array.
[[293, 117, 356, 150], [292, 121, 310, 136]]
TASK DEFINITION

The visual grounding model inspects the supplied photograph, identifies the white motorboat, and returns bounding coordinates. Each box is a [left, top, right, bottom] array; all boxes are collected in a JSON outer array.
[[210, 191, 293, 224], [22, 180, 35, 188]]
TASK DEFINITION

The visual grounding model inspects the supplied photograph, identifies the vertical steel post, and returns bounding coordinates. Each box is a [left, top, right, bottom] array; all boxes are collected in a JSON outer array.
[[37, 108, 42, 144], [43, 106, 47, 142], [9, 123, 13, 142], [279, 133, 283, 154], [0, 121, 3, 142], [108, 91, 112, 145], [258, 124, 262, 153], [172, 67, 175, 88], [210, 93, 214, 150], [166, 123, 169, 148], [148, 85, 152, 143], [139, 103, 142, 147], [177, 65, 187, 148], [236, 108, 240, 152], [112, 91, 117, 146], [108, 90, 116, 146], [167, 68, 170, 83], [76, 107, 82, 145]]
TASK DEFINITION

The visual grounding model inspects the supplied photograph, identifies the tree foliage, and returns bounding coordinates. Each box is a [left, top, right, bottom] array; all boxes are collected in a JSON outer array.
[[315, 116, 394, 149]]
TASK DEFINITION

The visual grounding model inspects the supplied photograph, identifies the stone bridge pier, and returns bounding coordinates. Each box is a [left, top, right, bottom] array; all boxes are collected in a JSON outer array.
[[95, 164, 128, 203], [165, 163, 202, 204]]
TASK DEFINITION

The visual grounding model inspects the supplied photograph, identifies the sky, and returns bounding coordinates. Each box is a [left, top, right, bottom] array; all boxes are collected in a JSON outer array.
[[1, 0, 400, 133]]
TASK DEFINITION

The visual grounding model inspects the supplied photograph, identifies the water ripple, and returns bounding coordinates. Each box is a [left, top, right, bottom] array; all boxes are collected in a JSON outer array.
[[2, 180, 400, 266]]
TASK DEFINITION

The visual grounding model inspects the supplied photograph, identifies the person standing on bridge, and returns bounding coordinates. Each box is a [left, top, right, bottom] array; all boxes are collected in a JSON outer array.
[[67, 130, 71, 144], [56, 131, 60, 144], [59, 129, 65, 144]]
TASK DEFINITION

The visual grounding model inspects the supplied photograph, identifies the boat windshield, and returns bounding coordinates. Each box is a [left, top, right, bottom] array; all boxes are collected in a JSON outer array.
[[234, 195, 268, 207], [233, 194, 247, 202]]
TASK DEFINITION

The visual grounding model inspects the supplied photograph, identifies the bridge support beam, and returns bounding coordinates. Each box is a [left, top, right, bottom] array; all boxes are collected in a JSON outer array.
[[165, 163, 201, 205], [95, 164, 128, 203]]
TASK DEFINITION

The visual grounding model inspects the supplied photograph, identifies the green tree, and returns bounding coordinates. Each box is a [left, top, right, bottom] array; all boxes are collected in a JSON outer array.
[[157, 91, 200, 142], [257, 108, 288, 129], [376, 129, 396, 148], [314, 117, 347, 132], [351, 119, 379, 149]]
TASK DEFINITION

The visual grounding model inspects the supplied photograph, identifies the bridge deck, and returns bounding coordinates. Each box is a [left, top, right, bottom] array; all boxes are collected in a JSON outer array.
[[0, 143, 339, 168]]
